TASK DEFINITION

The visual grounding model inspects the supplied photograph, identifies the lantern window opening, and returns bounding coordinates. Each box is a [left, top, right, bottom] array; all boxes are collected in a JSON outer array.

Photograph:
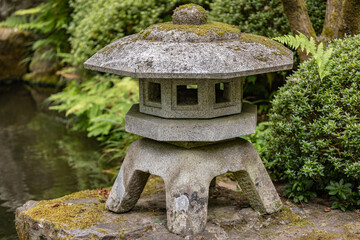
[[147, 82, 162, 104], [176, 84, 199, 106], [215, 82, 231, 104]]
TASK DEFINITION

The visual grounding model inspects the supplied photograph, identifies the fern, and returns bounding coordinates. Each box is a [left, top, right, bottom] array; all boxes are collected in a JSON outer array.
[[0, 0, 71, 60], [48, 75, 140, 161], [273, 32, 333, 80], [0, 15, 29, 28]]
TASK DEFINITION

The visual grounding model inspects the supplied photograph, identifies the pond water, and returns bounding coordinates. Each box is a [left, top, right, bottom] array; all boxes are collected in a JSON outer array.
[[0, 84, 111, 239]]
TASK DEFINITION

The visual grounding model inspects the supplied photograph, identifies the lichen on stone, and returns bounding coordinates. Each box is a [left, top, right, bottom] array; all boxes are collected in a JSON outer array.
[[172, 4, 208, 25]]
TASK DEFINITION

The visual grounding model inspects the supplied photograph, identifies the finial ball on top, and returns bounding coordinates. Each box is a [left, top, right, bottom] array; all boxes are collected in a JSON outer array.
[[172, 4, 208, 25]]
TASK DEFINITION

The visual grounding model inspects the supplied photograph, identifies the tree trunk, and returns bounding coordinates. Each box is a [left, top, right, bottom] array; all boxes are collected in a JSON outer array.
[[321, 0, 343, 41], [281, 0, 316, 62], [339, 0, 360, 37], [282, 0, 360, 62], [321, 0, 360, 40]]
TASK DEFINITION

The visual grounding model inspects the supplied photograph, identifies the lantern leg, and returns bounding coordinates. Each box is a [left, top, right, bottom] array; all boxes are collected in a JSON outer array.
[[231, 142, 282, 214], [164, 173, 210, 235], [106, 154, 150, 213]]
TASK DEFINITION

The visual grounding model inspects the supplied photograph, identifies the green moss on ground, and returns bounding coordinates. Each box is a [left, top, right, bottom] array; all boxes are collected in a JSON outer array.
[[25, 189, 112, 230], [275, 207, 313, 227], [140, 175, 165, 197]]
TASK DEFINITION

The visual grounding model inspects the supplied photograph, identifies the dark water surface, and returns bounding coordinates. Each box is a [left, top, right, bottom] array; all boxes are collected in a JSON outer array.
[[0, 85, 111, 239]]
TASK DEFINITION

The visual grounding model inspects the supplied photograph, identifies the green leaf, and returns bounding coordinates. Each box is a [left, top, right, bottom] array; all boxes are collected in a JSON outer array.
[[15, 5, 44, 15]]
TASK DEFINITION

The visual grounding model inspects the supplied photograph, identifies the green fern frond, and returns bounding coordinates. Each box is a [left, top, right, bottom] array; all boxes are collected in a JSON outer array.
[[0, 16, 28, 28], [14, 5, 44, 15], [273, 32, 333, 80]]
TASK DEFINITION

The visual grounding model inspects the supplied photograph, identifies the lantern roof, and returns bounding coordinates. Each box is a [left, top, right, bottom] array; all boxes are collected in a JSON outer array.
[[84, 4, 293, 79]]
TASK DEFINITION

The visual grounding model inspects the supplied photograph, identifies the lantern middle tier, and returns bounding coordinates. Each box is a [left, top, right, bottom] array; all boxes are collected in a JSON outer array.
[[139, 77, 243, 119]]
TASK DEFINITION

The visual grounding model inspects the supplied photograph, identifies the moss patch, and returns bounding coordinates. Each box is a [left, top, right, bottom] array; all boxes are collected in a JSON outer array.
[[25, 189, 111, 230], [142, 21, 240, 38], [140, 175, 165, 197], [277, 207, 313, 227], [175, 4, 206, 14], [240, 33, 289, 55]]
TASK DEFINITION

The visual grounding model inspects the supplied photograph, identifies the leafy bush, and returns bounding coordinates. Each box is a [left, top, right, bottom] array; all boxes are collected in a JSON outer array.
[[264, 34, 360, 208], [325, 179, 360, 211], [209, 0, 326, 38], [209, 0, 289, 38], [48, 75, 139, 163]]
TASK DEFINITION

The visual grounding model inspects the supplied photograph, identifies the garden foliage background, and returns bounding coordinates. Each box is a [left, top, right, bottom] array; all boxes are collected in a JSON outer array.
[[1, 0, 359, 209]]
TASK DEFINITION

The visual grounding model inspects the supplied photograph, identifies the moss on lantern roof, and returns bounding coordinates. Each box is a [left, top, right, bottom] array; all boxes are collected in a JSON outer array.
[[239, 33, 289, 55], [140, 21, 240, 39]]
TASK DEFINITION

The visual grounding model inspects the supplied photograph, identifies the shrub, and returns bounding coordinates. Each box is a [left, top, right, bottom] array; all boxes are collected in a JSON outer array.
[[209, 0, 290, 38], [209, 0, 326, 38], [264, 34, 360, 208]]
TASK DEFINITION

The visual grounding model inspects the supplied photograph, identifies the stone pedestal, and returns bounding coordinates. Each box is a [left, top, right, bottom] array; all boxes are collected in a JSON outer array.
[[106, 138, 282, 235]]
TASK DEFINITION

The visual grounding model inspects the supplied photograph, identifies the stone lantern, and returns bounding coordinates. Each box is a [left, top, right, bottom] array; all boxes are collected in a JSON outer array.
[[85, 4, 293, 236]]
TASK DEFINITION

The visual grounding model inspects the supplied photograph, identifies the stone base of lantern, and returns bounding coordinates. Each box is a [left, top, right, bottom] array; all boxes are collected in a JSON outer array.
[[106, 138, 282, 235]]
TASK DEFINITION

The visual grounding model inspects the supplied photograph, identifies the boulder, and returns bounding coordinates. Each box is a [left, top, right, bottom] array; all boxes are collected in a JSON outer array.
[[0, 27, 32, 82], [23, 47, 61, 86]]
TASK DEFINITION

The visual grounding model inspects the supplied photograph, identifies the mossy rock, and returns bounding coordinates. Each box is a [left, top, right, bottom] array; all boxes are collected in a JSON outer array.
[[0, 27, 33, 82], [14, 176, 360, 239]]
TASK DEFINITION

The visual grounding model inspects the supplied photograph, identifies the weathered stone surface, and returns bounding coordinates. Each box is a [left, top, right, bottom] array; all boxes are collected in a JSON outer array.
[[172, 4, 208, 25], [126, 103, 257, 141], [84, 32, 293, 79], [106, 138, 281, 235], [0, 27, 32, 82], [139, 78, 243, 119]]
